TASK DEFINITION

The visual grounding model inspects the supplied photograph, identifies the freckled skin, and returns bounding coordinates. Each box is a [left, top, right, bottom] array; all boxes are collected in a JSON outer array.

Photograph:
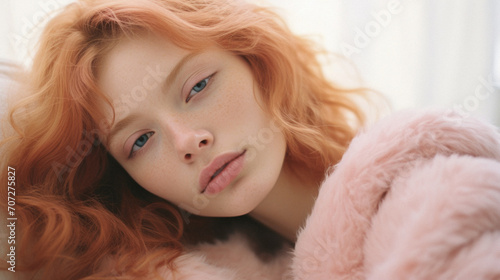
[[98, 32, 287, 217]]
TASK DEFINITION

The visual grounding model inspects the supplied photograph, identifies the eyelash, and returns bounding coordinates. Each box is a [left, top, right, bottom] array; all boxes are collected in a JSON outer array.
[[186, 74, 215, 102], [129, 131, 154, 158]]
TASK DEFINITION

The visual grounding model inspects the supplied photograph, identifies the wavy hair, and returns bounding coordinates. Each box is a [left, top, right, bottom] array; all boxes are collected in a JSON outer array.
[[0, 0, 374, 278]]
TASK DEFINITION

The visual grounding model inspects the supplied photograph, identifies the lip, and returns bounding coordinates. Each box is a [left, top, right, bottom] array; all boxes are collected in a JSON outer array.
[[199, 150, 246, 195]]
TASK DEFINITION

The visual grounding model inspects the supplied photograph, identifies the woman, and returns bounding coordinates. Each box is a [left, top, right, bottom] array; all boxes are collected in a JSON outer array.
[[0, 0, 371, 279]]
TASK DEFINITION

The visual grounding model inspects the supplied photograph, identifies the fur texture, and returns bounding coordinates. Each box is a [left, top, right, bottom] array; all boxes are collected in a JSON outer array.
[[293, 109, 500, 279], [162, 110, 500, 279]]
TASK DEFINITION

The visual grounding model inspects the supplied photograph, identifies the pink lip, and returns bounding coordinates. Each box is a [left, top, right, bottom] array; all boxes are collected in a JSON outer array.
[[199, 150, 246, 195]]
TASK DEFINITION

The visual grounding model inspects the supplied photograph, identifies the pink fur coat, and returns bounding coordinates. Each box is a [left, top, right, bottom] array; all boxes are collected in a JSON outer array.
[[161, 110, 500, 279]]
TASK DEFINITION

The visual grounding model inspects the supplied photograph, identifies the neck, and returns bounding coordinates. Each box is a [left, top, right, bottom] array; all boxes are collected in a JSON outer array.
[[249, 165, 319, 242]]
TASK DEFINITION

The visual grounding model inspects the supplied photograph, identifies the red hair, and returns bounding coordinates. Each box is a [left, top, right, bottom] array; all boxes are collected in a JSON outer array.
[[0, 0, 373, 278]]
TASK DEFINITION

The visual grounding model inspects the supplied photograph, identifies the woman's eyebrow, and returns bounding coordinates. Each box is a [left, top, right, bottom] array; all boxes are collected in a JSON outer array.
[[107, 112, 141, 149], [162, 51, 203, 92]]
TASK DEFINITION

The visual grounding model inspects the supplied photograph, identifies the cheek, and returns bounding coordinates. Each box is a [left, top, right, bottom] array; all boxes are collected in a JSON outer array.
[[211, 75, 266, 130], [125, 154, 186, 200]]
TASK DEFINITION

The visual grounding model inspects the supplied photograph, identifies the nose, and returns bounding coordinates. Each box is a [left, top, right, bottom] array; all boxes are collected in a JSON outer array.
[[170, 121, 213, 163]]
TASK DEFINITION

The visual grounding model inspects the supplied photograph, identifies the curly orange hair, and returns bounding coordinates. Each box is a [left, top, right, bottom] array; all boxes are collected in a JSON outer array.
[[1, 0, 373, 278]]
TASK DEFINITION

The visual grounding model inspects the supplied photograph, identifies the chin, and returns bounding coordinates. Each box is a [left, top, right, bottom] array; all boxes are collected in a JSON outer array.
[[196, 167, 280, 217], [199, 194, 266, 218], [198, 204, 257, 218]]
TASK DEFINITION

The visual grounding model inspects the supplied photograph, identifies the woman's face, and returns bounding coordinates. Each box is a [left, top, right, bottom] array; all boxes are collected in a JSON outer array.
[[98, 33, 287, 217]]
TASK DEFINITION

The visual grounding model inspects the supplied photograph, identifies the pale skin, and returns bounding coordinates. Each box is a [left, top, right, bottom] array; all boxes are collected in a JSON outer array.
[[98, 32, 318, 242]]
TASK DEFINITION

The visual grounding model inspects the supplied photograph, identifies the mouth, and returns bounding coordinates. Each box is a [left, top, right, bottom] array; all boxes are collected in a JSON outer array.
[[199, 150, 246, 195], [210, 162, 231, 182]]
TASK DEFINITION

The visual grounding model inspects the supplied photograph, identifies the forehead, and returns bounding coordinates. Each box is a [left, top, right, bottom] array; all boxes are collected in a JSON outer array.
[[97, 33, 189, 106]]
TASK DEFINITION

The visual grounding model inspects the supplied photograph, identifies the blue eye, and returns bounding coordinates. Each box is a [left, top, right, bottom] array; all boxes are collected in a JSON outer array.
[[186, 75, 212, 102], [130, 132, 154, 157]]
